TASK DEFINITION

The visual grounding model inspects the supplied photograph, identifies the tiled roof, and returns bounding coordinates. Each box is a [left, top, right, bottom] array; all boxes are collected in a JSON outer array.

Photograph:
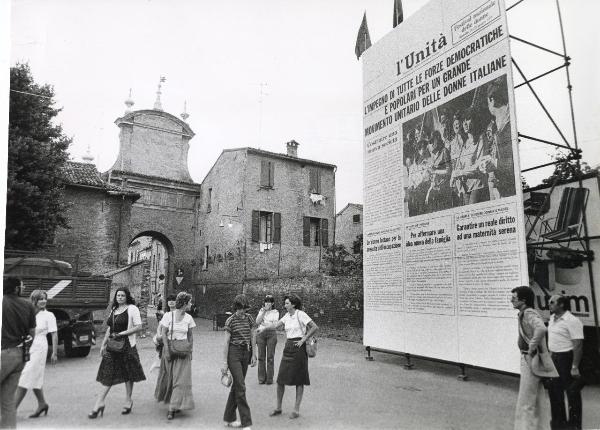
[[62, 161, 108, 187]]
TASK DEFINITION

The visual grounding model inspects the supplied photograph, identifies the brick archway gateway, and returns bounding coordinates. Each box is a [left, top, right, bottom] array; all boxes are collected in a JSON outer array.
[[106, 108, 201, 294]]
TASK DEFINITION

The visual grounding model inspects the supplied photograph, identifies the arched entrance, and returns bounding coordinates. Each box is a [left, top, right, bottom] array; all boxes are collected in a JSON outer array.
[[128, 231, 174, 306]]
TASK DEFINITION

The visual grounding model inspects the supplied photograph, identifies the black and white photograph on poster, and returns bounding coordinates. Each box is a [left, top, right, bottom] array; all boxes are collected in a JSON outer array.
[[403, 74, 516, 217]]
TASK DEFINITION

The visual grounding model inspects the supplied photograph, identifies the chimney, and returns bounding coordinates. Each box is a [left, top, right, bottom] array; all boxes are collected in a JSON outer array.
[[286, 140, 299, 158]]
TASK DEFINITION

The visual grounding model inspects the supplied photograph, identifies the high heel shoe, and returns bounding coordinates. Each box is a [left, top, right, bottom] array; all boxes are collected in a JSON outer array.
[[121, 401, 133, 415], [29, 404, 49, 418], [88, 405, 105, 419]]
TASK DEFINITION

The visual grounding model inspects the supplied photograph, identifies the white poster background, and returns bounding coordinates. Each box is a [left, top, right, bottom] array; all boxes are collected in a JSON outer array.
[[362, 0, 527, 373]]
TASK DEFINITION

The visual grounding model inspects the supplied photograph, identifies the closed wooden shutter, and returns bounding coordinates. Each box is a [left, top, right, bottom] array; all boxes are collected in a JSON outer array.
[[260, 160, 269, 187], [251, 210, 260, 242], [273, 212, 281, 243], [321, 218, 329, 247], [303, 217, 311, 246], [309, 169, 319, 193], [269, 162, 275, 187]]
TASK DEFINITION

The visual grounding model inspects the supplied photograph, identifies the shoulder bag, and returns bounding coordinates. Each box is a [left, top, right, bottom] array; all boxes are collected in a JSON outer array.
[[297, 311, 317, 358], [106, 311, 126, 354], [168, 312, 192, 359]]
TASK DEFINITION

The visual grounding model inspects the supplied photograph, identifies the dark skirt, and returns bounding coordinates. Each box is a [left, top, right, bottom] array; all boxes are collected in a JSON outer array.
[[276, 338, 310, 386], [96, 338, 146, 386]]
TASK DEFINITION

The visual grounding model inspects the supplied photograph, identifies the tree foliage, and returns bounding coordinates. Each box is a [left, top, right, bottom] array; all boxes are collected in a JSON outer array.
[[6, 63, 71, 250], [322, 234, 363, 276], [542, 151, 598, 185]]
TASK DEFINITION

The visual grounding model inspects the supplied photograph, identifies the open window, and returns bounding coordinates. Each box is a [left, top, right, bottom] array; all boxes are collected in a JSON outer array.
[[303, 217, 328, 247], [251, 211, 281, 243]]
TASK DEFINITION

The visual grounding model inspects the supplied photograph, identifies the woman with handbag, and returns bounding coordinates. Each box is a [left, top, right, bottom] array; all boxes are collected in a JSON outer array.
[[89, 287, 146, 419], [255, 295, 280, 384], [150, 294, 177, 372], [267, 294, 318, 419], [155, 292, 196, 420], [221, 294, 257, 430], [15, 290, 58, 418]]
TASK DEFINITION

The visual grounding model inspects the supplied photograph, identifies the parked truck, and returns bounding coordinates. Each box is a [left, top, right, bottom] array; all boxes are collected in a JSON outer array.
[[3, 251, 112, 358]]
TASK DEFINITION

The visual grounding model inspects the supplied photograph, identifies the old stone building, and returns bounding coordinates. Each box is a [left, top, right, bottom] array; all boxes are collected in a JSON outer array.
[[335, 203, 363, 254], [197, 140, 337, 284], [54, 161, 139, 275]]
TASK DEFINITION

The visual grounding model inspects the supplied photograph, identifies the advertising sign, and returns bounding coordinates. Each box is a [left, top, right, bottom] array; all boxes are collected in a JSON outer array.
[[362, 0, 527, 373], [525, 175, 600, 326]]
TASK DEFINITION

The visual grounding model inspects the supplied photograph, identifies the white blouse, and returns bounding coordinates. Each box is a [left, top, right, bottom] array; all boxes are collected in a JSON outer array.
[[257, 309, 280, 330], [279, 310, 312, 339], [32, 310, 57, 346], [160, 312, 196, 341]]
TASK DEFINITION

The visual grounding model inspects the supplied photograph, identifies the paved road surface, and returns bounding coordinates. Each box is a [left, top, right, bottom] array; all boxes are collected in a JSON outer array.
[[15, 317, 600, 429]]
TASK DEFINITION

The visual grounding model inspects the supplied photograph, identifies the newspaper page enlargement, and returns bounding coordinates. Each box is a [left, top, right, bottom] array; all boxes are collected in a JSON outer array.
[[362, 0, 528, 373]]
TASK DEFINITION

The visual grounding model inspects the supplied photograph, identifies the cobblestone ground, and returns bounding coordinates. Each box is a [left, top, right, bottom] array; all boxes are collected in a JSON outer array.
[[14, 316, 600, 430]]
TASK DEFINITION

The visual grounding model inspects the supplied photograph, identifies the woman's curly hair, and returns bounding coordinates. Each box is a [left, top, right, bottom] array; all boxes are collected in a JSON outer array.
[[175, 292, 192, 310]]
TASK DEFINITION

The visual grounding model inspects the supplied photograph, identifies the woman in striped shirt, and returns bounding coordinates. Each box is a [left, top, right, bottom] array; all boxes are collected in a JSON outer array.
[[221, 294, 257, 430]]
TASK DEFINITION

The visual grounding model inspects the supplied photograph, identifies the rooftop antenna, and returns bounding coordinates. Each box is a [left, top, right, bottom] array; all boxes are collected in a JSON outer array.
[[154, 76, 166, 111], [258, 82, 268, 148]]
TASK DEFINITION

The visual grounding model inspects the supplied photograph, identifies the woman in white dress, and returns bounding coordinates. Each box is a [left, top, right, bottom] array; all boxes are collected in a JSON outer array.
[[15, 290, 58, 418]]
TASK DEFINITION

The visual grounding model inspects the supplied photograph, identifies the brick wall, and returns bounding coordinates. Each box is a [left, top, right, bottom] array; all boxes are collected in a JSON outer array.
[[96, 260, 151, 333], [54, 186, 134, 275], [195, 274, 363, 342]]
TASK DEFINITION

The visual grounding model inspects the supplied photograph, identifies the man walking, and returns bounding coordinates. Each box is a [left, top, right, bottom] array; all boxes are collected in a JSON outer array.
[[512, 285, 550, 430], [548, 295, 584, 430], [1, 277, 36, 428]]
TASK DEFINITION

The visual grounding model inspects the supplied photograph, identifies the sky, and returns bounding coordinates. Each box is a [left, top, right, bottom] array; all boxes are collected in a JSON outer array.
[[4, 0, 600, 212]]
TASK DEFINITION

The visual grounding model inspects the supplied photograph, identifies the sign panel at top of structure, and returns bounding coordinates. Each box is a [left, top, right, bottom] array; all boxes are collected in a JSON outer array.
[[362, 0, 527, 373]]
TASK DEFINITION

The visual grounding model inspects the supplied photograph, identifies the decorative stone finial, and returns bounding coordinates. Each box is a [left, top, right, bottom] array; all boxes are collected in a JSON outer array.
[[124, 88, 134, 113], [153, 76, 166, 111], [82, 143, 94, 163], [180, 101, 189, 122]]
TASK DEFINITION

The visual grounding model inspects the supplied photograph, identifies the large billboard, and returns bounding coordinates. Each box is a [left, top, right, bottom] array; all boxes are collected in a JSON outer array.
[[362, 0, 527, 373]]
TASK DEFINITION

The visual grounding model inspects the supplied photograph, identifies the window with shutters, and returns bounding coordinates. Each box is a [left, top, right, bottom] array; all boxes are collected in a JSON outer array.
[[202, 246, 209, 270], [353, 214, 360, 223], [302, 217, 328, 247], [260, 160, 275, 188], [309, 169, 321, 194], [251, 210, 281, 243], [207, 188, 212, 213]]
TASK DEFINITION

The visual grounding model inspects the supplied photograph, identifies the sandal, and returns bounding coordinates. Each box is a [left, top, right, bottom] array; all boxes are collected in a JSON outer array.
[[269, 409, 282, 417]]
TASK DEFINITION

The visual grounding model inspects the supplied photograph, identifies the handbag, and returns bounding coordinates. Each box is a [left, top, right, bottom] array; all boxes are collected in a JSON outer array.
[[297, 311, 317, 358], [168, 312, 192, 359], [221, 370, 233, 388], [106, 311, 126, 354]]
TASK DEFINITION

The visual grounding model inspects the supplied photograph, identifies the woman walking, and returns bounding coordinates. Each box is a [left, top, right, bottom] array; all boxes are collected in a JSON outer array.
[[89, 287, 146, 418], [15, 290, 58, 418], [255, 295, 279, 385], [221, 294, 257, 430], [268, 294, 318, 419], [155, 292, 196, 420]]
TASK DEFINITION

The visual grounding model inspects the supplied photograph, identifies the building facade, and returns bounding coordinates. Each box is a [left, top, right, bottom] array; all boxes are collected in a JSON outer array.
[[335, 203, 363, 254], [197, 141, 336, 283]]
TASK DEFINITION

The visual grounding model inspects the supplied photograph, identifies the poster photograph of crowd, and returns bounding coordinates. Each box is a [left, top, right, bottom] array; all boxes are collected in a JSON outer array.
[[403, 74, 516, 217]]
